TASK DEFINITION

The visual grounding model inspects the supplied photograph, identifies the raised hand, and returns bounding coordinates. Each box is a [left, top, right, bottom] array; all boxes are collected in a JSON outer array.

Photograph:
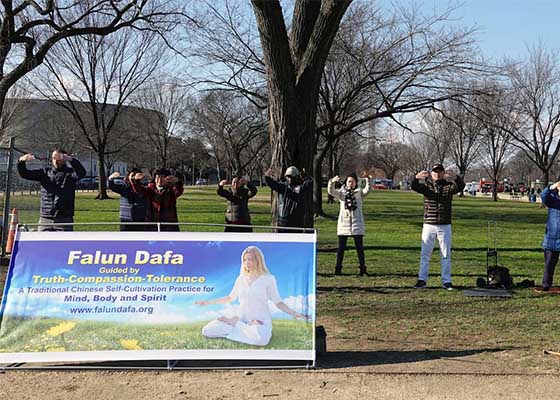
[[134, 172, 145, 181], [109, 172, 121, 180], [19, 154, 35, 162], [265, 168, 274, 177], [331, 175, 340, 183], [219, 179, 228, 187], [416, 171, 430, 179]]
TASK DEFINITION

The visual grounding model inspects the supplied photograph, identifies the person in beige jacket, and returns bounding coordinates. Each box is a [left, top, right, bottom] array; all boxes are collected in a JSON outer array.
[[328, 173, 371, 276]]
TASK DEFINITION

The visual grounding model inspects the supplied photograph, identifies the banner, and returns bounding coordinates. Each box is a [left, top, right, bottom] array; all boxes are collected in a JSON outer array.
[[0, 231, 316, 363]]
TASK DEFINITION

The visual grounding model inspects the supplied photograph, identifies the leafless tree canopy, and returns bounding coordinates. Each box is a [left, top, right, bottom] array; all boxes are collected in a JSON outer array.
[[505, 44, 560, 184], [0, 0, 190, 119], [189, 91, 269, 179], [133, 79, 192, 168], [30, 13, 168, 198]]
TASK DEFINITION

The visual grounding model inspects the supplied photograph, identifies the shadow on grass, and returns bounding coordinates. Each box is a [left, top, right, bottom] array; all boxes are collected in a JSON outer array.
[[318, 347, 517, 369], [317, 272, 529, 279], [317, 285, 478, 292], [317, 246, 542, 253]]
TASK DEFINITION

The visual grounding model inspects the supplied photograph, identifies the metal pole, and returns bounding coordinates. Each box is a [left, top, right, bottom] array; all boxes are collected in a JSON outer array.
[[2, 137, 15, 257], [191, 153, 195, 185]]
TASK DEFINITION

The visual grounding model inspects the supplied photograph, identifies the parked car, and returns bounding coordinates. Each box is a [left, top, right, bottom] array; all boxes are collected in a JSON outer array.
[[77, 177, 96, 190], [195, 178, 208, 185]]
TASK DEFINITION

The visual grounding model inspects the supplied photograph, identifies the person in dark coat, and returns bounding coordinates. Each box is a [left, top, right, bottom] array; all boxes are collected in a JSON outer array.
[[217, 176, 258, 232], [108, 168, 150, 231], [264, 166, 312, 233], [17, 150, 86, 231], [411, 164, 465, 290], [130, 168, 183, 231]]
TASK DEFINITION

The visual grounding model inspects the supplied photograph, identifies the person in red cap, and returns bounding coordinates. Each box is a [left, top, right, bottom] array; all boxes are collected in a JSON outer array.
[[411, 164, 464, 290]]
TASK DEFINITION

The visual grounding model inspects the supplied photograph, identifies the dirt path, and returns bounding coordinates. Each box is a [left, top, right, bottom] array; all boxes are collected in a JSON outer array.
[[2, 368, 560, 400]]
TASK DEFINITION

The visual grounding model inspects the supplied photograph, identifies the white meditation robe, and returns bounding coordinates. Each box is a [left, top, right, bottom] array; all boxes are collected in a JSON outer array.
[[202, 273, 282, 346]]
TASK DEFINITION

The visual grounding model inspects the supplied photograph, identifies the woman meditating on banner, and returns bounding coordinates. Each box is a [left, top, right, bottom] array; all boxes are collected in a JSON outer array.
[[196, 246, 309, 346]]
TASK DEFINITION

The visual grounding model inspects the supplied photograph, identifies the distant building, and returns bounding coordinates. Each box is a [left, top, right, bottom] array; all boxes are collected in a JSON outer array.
[[0, 98, 164, 189]]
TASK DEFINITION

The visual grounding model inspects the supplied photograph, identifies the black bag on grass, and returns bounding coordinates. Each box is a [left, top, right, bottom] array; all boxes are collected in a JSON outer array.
[[487, 266, 513, 289]]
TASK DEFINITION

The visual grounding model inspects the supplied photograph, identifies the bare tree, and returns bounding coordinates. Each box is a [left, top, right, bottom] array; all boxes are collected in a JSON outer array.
[[32, 17, 167, 199], [189, 91, 268, 178], [505, 44, 560, 185], [438, 98, 483, 179], [417, 110, 452, 165], [312, 2, 483, 214], [249, 0, 352, 226], [133, 79, 191, 168], [369, 140, 409, 182], [403, 132, 434, 175], [505, 149, 540, 185], [0, 0, 188, 127], [479, 85, 518, 202], [193, 1, 485, 218]]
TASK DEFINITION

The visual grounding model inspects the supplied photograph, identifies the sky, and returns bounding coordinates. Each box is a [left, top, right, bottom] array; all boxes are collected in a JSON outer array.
[[377, 0, 560, 60]]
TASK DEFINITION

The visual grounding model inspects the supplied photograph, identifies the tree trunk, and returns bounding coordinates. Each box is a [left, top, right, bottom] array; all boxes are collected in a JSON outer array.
[[251, 0, 351, 229], [313, 154, 324, 217], [491, 171, 498, 202], [543, 168, 550, 187], [268, 93, 317, 227], [95, 150, 110, 200]]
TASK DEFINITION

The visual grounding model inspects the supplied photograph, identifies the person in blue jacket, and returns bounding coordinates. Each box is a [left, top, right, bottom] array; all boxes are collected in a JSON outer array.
[[539, 181, 560, 291], [108, 168, 149, 231]]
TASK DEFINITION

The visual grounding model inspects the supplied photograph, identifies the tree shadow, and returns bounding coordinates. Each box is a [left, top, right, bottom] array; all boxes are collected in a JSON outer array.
[[317, 285, 481, 293], [317, 347, 519, 369], [317, 246, 542, 253]]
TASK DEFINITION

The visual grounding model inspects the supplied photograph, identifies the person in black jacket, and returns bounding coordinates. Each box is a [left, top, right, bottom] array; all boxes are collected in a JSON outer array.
[[18, 150, 86, 231], [264, 166, 312, 233], [411, 164, 465, 290], [217, 176, 258, 232], [108, 168, 150, 231]]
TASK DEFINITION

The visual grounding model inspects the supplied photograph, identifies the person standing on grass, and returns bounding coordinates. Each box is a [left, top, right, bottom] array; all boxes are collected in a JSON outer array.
[[108, 168, 149, 231], [130, 168, 183, 231], [264, 166, 312, 233], [327, 172, 372, 276], [17, 150, 86, 231], [411, 164, 465, 290], [537, 181, 560, 292], [217, 175, 258, 232]]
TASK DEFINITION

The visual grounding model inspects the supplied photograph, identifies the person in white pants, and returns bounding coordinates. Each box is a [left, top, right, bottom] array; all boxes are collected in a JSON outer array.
[[420, 224, 452, 284], [411, 164, 465, 290], [196, 246, 309, 346]]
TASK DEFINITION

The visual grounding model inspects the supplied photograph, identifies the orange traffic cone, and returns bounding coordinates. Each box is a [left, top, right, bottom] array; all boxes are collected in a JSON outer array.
[[5, 208, 17, 254]]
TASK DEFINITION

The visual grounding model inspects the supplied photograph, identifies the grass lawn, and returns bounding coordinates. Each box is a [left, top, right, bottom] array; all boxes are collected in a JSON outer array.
[[0, 317, 312, 352], [1, 186, 558, 371]]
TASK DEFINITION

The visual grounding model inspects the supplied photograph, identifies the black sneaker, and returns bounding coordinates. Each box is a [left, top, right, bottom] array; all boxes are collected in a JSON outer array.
[[442, 282, 454, 291], [413, 280, 427, 289]]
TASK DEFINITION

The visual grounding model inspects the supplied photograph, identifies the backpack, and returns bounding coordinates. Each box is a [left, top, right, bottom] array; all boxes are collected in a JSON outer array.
[[487, 266, 513, 289]]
